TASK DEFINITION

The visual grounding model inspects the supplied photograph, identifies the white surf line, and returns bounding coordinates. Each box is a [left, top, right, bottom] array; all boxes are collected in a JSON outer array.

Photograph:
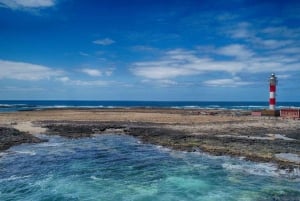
[[216, 134, 295, 141]]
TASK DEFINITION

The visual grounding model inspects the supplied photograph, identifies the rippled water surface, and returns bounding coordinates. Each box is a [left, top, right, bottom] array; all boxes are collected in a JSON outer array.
[[0, 134, 299, 201]]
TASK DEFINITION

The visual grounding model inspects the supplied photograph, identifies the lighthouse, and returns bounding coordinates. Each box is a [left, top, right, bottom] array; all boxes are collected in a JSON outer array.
[[269, 73, 277, 110]]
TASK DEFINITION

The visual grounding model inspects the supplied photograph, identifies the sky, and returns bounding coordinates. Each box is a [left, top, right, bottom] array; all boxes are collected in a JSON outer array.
[[0, 0, 299, 101]]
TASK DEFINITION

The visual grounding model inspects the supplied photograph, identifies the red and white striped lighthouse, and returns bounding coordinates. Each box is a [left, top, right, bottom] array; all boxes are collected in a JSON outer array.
[[269, 73, 277, 110]]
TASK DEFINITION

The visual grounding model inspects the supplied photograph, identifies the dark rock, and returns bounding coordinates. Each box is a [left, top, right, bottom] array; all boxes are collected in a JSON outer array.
[[0, 127, 46, 151]]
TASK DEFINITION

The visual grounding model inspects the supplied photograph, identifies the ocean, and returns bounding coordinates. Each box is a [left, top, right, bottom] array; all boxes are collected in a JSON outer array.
[[0, 134, 299, 201], [0, 100, 300, 112]]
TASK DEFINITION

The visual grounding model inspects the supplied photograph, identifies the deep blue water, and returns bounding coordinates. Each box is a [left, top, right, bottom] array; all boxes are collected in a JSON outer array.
[[0, 100, 300, 112], [0, 134, 299, 201]]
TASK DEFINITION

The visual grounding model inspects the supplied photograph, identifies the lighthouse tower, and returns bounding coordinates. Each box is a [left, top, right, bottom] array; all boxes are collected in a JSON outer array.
[[269, 73, 277, 110]]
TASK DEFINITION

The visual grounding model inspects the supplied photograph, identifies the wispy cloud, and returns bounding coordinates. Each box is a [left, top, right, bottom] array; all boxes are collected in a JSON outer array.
[[142, 79, 178, 87], [81, 68, 102, 77], [131, 48, 240, 80], [58, 76, 119, 87], [79, 51, 90, 57], [273, 47, 300, 55], [57, 76, 70, 82], [0, 86, 44, 91], [131, 46, 300, 84], [203, 77, 252, 87], [0, 0, 55, 10], [229, 22, 253, 39], [226, 22, 299, 50], [104, 68, 114, 76], [217, 44, 254, 59], [93, 38, 115, 46], [254, 39, 292, 49], [80, 67, 114, 77], [67, 80, 112, 86], [131, 45, 158, 52], [0, 59, 63, 80], [262, 26, 300, 39]]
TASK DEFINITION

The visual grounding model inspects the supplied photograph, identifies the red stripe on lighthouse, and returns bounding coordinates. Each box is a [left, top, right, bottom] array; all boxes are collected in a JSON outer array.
[[269, 98, 275, 105], [270, 85, 276, 92]]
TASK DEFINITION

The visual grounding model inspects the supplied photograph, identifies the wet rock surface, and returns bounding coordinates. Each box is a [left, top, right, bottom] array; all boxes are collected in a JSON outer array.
[[0, 127, 45, 151], [38, 121, 300, 170]]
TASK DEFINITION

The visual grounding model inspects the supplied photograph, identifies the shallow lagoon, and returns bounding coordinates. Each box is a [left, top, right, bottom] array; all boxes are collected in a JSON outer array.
[[0, 134, 299, 201]]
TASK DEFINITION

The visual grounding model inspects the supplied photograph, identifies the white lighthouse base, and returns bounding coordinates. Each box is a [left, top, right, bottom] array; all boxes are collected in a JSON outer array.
[[269, 105, 275, 110]]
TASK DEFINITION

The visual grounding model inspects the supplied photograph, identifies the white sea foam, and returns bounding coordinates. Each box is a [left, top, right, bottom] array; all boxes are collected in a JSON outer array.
[[278, 105, 300, 109], [0, 152, 8, 158], [38, 142, 63, 147], [275, 153, 300, 163], [222, 161, 300, 178], [0, 175, 31, 182], [90, 176, 99, 180], [207, 105, 221, 107], [235, 105, 266, 108], [155, 145, 172, 153], [222, 162, 279, 177], [14, 150, 36, 156], [0, 104, 12, 107]]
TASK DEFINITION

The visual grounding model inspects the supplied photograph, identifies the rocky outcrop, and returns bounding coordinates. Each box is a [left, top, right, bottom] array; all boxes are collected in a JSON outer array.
[[0, 127, 45, 151]]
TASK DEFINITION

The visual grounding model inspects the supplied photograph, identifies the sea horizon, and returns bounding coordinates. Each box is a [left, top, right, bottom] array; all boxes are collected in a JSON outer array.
[[0, 100, 300, 112]]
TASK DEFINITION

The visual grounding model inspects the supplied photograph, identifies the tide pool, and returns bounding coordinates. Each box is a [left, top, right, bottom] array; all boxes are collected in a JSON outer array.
[[0, 134, 299, 201]]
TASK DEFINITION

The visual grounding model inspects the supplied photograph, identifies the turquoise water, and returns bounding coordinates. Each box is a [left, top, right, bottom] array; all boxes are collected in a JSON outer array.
[[0, 134, 299, 201]]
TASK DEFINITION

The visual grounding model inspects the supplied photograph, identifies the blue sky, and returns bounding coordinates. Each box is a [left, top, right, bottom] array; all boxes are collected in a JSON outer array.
[[0, 0, 299, 101]]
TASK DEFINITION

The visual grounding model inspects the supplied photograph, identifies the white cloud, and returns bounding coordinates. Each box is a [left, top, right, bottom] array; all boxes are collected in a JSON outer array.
[[79, 52, 89, 57], [251, 38, 293, 49], [0, 59, 62, 80], [133, 66, 196, 80], [229, 22, 253, 39], [104, 68, 114, 76], [259, 39, 292, 49], [57, 76, 70, 82], [132, 45, 158, 52], [276, 74, 290, 79], [0, 0, 55, 9], [217, 44, 254, 59], [131, 47, 300, 81], [227, 23, 299, 51], [80, 67, 114, 77], [57, 77, 117, 87], [0, 86, 44, 91], [71, 80, 111, 86], [81, 68, 102, 77], [0, 86, 45, 92], [262, 26, 300, 39], [275, 47, 300, 54], [93, 38, 115, 46], [203, 77, 252, 87], [141, 79, 178, 86], [131, 48, 243, 80]]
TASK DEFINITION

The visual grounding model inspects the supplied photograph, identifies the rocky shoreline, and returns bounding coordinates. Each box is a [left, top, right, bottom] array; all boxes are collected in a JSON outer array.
[[0, 108, 299, 171], [0, 127, 45, 151], [39, 120, 300, 170]]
